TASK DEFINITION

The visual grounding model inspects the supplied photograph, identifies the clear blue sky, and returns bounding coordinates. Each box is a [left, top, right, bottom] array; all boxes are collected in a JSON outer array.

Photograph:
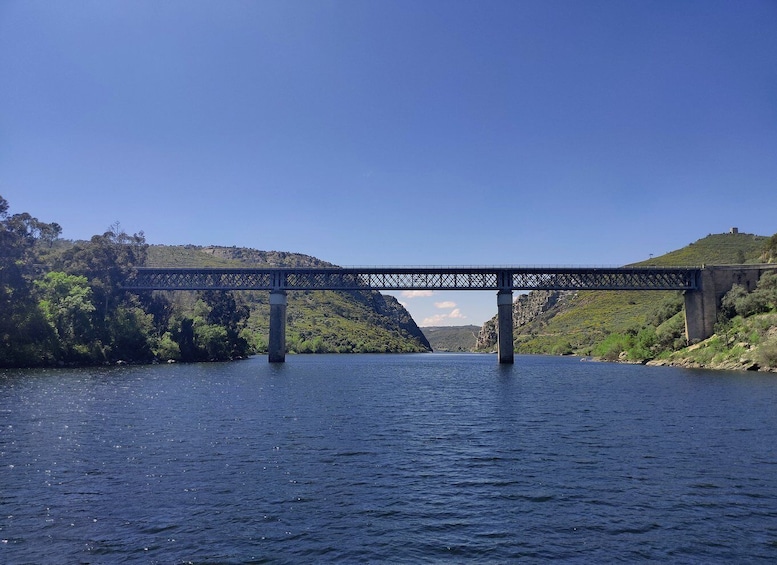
[[2, 1, 776, 326]]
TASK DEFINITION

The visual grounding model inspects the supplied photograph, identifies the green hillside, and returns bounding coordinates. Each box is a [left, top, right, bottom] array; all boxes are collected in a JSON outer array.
[[422, 325, 481, 352], [630, 232, 768, 267], [145, 245, 333, 269], [146, 245, 431, 354], [478, 231, 774, 358], [4, 184, 771, 368], [2, 187, 433, 368]]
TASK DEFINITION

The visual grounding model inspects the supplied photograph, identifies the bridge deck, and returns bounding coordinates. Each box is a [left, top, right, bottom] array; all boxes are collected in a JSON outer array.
[[123, 266, 700, 292]]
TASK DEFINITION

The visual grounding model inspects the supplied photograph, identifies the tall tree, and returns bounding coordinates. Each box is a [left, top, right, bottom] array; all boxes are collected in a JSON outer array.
[[201, 290, 251, 359], [35, 271, 96, 362], [0, 196, 61, 366], [58, 225, 147, 314], [56, 224, 150, 362]]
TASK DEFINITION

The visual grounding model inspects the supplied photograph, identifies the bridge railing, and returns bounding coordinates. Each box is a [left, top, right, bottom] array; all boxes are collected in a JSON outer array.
[[122, 266, 701, 292]]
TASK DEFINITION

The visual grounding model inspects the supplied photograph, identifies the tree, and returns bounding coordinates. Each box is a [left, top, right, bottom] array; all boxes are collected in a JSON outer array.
[[720, 284, 749, 320], [35, 271, 96, 362], [194, 323, 229, 360], [58, 224, 146, 290], [1, 199, 61, 287], [719, 272, 777, 320], [0, 196, 62, 366], [175, 317, 197, 362], [107, 302, 156, 363], [56, 225, 149, 361], [199, 290, 251, 358]]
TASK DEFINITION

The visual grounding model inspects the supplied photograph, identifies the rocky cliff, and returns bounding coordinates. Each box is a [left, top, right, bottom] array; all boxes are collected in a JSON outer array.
[[476, 290, 570, 350]]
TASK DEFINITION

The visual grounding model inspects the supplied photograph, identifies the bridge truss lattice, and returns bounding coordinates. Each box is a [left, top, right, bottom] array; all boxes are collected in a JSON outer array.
[[123, 266, 700, 292]]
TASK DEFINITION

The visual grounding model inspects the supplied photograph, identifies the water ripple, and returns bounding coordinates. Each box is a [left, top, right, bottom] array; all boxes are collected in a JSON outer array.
[[2, 355, 777, 562]]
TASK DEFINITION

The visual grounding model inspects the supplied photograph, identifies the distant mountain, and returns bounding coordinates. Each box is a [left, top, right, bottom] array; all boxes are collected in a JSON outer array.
[[476, 231, 772, 357], [146, 245, 432, 354], [421, 325, 482, 352]]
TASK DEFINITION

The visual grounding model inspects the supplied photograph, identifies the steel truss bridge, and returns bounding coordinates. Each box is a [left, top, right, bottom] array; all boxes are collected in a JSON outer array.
[[122, 265, 702, 364], [123, 266, 700, 292]]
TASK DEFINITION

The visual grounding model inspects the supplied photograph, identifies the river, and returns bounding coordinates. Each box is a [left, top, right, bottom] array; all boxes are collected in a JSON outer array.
[[2, 354, 777, 563]]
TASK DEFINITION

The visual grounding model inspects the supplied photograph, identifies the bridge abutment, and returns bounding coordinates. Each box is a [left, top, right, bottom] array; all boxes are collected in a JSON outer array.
[[684, 265, 777, 343], [497, 290, 514, 364], [269, 290, 287, 363], [684, 269, 716, 343]]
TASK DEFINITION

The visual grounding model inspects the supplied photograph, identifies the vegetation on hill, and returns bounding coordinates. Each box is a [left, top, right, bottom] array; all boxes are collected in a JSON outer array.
[[762, 234, 777, 263], [649, 272, 777, 371], [5, 190, 772, 371], [0, 196, 429, 368], [476, 231, 777, 371], [422, 325, 481, 352], [630, 232, 768, 267], [147, 245, 431, 355]]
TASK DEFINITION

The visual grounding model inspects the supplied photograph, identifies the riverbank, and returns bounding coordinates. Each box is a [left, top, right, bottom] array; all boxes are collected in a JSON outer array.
[[647, 357, 775, 372], [645, 313, 777, 373]]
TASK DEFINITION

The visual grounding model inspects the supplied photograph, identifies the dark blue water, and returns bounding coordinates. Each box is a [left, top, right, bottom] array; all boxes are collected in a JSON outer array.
[[2, 354, 777, 563]]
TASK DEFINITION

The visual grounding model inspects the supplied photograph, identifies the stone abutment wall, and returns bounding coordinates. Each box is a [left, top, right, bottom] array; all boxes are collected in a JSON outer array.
[[684, 265, 777, 342]]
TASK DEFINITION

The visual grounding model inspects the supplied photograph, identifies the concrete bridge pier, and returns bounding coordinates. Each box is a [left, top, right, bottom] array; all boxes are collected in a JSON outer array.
[[683, 269, 716, 343], [269, 290, 287, 363], [684, 265, 777, 343], [497, 290, 514, 364]]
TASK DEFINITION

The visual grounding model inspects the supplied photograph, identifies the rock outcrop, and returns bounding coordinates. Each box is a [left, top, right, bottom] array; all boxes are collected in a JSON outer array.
[[476, 290, 568, 350]]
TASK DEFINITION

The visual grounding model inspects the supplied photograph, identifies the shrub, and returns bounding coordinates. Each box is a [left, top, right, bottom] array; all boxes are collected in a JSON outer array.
[[754, 271, 777, 310], [721, 272, 777, 320], [757, 336, 777, 368], [593, 333, 631, 361], [647, 293, 684, 326], [194, 323, 229, 360], [550, 339, 574, 356], [720, 284, 748, 319], [155, 332, 181, 361], [627, 327, 657, 361], [655, 312, 686, 350]]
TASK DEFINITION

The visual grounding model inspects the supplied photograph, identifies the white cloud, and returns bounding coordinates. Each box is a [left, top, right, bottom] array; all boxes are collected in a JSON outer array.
[[402, 290, 434, 298], [434, 301, 457, 309], [422, 313, 449, 325], [422, 308, 467, 326]]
